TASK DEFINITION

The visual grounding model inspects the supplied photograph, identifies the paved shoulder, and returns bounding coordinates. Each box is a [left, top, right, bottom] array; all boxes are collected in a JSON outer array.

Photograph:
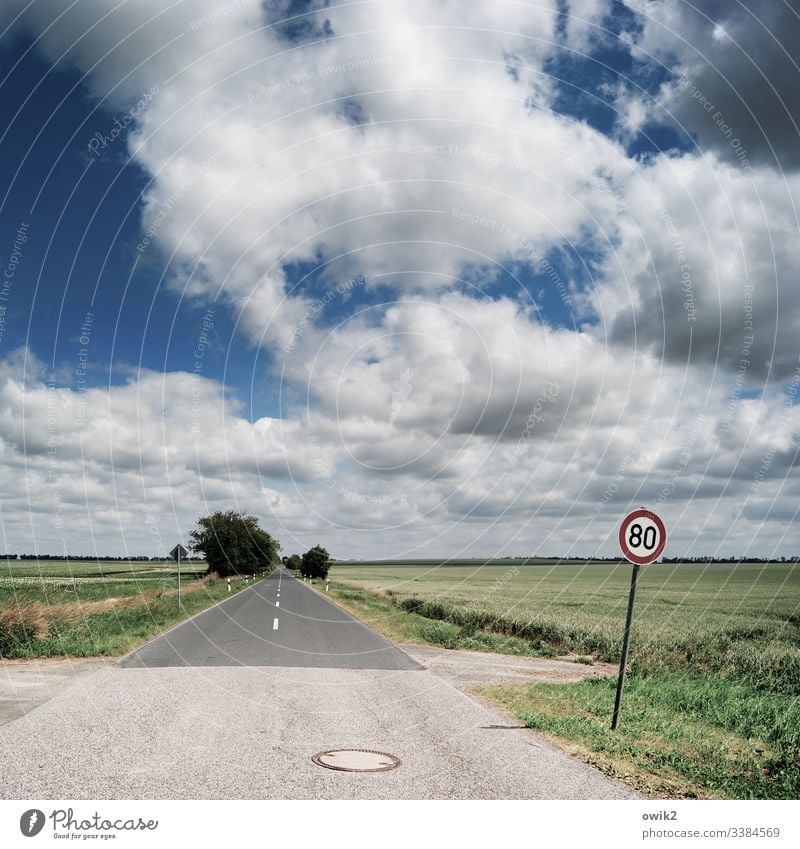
[[120, 569, 419, 670], [0, 664, 639, 799]]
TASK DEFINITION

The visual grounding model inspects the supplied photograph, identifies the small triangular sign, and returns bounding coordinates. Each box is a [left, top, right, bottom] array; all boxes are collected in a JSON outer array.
[[169, 544, 188, 561]]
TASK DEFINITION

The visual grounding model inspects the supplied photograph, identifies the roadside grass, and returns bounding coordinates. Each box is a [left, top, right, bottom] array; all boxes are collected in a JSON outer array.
[[327, 560, 800, 799], [477, 672, 800, 800], [325, 584, 555, 657], [0, 560, 262, 658]]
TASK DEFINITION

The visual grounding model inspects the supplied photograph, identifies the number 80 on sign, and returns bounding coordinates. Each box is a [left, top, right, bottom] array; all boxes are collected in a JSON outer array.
[[618, 508, 666, 565]]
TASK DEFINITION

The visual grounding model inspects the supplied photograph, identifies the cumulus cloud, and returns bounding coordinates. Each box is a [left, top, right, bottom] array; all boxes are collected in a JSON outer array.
[[589, 152, 800, 380], [623, 0, 800, 169], [3, 0, 800, 557], [0, 349, 316, 553], [6, 0, 634, 341], [6, 281, 800, 559]]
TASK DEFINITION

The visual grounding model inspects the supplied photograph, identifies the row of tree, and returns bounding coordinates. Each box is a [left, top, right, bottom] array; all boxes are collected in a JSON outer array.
[[188, 510, 330, 579]]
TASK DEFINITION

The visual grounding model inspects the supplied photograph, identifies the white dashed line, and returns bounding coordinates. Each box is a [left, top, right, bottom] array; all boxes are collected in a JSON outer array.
[[276, 601, 280, 607], [273, 618, 279, 630]]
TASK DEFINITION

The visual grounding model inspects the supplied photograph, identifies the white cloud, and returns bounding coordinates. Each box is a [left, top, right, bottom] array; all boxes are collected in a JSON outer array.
[[3, 1, 800, 558], [5, 275, 800, 559], [9, 0, 634, 345], [590, 152, 800, 380], [0, 349, 315, 554]]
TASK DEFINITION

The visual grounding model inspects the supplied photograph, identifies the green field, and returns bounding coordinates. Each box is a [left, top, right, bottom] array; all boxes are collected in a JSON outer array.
[[327, 559, 800, 799], [0, 559, 254, 657]]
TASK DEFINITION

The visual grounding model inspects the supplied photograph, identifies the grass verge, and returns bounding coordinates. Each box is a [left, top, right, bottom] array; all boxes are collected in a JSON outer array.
[[326, 584, 558, 656], [477, 673, 800, 800], [0, 573, 258, 658]]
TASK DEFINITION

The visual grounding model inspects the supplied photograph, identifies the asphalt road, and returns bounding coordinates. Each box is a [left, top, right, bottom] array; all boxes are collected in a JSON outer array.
[[0, 569, 639, 799], [120, 568, 419, 669]]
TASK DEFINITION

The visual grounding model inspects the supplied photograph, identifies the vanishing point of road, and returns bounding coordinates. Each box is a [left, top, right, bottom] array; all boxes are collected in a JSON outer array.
[[0, 569, 638, 799]]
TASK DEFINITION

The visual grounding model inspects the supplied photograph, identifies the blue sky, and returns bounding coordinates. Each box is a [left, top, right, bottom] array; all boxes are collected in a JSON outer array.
[[0, 37, 246, 398]]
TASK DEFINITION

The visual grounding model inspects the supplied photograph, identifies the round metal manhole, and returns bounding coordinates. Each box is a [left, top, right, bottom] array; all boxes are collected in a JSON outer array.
[[311, 748, 401, 773]]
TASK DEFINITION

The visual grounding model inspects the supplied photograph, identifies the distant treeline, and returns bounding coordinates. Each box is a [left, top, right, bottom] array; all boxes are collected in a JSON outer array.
[[335, 555, 800, 564], [0, 554, 205, 561], [529, 555, 799, 563], [548, 556, 800, 563], [663, 556, 800, 563]]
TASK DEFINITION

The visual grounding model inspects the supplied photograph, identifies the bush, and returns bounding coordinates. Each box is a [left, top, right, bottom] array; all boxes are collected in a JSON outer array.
[[418, 621, 462, 648]]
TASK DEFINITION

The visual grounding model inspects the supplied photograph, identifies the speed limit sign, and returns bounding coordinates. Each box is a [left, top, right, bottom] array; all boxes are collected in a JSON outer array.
[[618, 508, 666, 565], [612, 507, 667, 730]]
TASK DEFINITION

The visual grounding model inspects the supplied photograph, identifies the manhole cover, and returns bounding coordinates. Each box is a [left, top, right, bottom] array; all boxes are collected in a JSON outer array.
[[312, 749, 401, 773]]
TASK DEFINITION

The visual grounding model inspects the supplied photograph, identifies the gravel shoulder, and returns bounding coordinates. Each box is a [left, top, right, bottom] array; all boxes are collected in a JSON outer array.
[[400, 643, 615, 689]]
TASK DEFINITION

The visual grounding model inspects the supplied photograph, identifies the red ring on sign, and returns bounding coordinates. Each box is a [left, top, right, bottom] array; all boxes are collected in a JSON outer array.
[[618, 509, 666, 565]]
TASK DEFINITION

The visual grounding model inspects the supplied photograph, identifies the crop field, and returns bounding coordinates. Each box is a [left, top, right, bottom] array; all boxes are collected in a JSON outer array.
[[0, 559, 252, 657], [330, 560, 799, 678], [328, 559, 800, 799]]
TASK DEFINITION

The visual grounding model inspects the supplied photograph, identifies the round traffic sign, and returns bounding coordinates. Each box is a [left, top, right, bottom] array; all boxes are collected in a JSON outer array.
[[618, 508, 666, 565]]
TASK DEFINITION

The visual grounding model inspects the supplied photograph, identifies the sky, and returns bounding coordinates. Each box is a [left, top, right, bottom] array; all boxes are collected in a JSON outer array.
[[0, 0, 799, 559]]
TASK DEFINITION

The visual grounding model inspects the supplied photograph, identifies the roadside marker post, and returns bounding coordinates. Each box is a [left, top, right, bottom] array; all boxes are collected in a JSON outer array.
[[168, 544, 188, 607], [227, 578, 231, 592], [611, 508, 667, 730]]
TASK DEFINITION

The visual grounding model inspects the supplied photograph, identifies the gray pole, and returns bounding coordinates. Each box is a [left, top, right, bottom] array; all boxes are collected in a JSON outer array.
[[611, 562, 640, 730], [177, 547, 181, 607]]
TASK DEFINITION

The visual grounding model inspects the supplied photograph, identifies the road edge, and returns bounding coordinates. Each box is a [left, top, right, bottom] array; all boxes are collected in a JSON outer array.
[[303, 577, 424, 670]]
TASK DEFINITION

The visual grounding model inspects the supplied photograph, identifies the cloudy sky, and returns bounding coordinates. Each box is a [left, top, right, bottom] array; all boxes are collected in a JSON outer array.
[[0, 0, 799, 559]]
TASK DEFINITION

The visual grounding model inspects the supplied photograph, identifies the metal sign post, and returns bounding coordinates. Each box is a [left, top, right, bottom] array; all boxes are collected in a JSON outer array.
[[611, 562, 640, 731], [169, 544, 189, 607], [612, 508, 667, 730]]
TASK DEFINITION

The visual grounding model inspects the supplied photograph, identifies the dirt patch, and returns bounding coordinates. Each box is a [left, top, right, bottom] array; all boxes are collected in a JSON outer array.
[[401, 643, 616, 689]]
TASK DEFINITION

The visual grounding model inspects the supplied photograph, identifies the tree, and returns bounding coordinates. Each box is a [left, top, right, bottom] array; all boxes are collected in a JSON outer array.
[[300, 545, 331, 580], [285, 554, 302, 572], [189, 511, 280, 577]]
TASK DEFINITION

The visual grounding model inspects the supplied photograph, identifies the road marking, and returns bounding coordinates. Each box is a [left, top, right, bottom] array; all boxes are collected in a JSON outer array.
[[276, 601, 280, 607], [273, 618, 279, 630]]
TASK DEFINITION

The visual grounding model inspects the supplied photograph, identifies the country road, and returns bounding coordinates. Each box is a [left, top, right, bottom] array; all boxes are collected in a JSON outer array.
[[120, 567, 419, 669], [0, 569, 638, 799]]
